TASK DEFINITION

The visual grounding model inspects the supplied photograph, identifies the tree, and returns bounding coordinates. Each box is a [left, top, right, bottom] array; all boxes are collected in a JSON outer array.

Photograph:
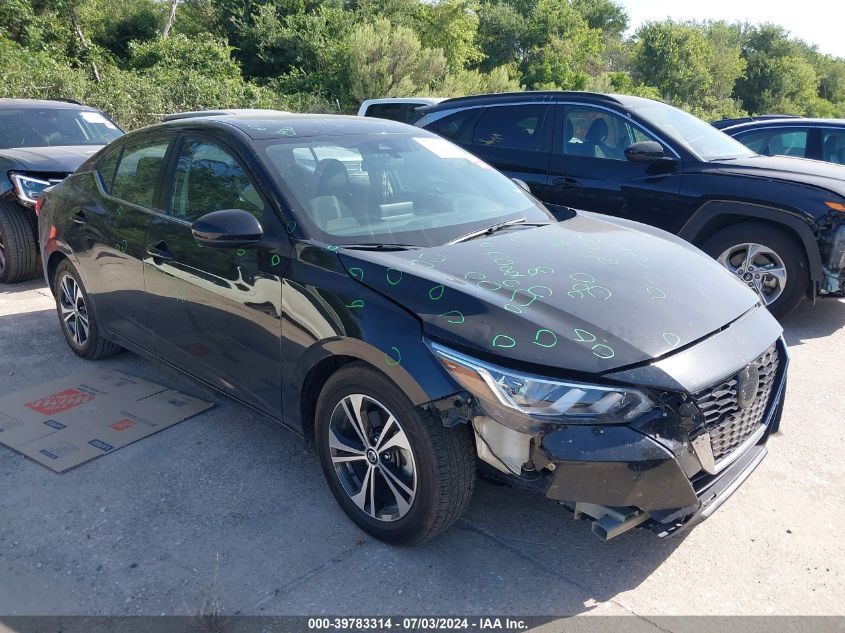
[[572, 0, 627, 36], [477, 1, 527, 71], [416, 0, 482, 70], [346, 18, 447, 101], [632, 21, 713, 104]]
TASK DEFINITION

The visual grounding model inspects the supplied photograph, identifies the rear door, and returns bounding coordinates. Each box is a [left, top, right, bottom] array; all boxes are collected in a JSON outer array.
[[458, 104, 552, 196], [67, 133, 172, 345], [544, 104, 684, 228], [732, 126, 813, 159], [143, 133, 286, 417]]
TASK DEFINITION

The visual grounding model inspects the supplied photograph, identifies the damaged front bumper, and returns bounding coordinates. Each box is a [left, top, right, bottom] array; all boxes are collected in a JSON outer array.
[[820, 224, 845, 296], [468, 307, 788, 540]]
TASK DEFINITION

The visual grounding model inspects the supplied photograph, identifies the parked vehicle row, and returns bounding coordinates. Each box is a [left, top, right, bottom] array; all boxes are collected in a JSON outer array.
[[38, 110, 788, 544], [0, 99, 123, 283], [414, 92, 845, 318]]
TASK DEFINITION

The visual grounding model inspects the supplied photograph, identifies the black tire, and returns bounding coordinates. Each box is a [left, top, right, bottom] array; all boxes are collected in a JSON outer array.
[[0, 200, 39, 284], [53, 259, 122, 360], [315, 362, 475, 545], [701, 222, 809, 319]]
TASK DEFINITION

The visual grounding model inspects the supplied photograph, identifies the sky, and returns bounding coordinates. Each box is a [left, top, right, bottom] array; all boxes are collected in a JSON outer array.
[[618, 0, 845, 59]]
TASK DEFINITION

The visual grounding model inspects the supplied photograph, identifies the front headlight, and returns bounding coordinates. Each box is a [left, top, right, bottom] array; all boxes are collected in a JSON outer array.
[[10, 173, 52, 205], [430, 342, 656, 428]]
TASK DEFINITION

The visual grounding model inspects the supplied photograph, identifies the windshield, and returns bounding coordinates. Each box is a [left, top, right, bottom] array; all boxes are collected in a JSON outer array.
[[628, 100, 756, 161], [259, 133, 552, 247], [0, 107, 124, 148]]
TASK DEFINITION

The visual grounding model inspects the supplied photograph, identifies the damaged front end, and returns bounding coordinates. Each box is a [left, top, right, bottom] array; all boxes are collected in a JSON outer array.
[[423, 307, 788, 541], [820, 223, 845, 296]]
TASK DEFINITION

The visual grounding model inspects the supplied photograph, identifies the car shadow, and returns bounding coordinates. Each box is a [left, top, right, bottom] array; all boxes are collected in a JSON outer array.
[[781, 297, 845, 347], [0, 278, 48, 294]]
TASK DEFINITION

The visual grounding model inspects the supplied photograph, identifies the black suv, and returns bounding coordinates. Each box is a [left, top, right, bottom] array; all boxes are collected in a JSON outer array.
[[0, 99, 123, 283], [416, 92, 845, 317]]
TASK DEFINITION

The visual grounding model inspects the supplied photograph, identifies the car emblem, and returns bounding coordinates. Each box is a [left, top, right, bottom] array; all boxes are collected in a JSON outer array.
[[735, 364, 760, 410]]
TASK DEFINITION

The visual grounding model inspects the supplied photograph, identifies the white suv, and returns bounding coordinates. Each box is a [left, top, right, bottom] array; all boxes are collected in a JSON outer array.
[[357, 98, 445, 124]]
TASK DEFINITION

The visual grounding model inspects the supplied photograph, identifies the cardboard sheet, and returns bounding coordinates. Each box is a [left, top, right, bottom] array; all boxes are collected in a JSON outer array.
[[0, 369, 213, 472]]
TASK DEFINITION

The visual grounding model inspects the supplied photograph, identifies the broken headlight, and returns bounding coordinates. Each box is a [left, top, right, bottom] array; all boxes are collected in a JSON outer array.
[[430, 342, 655, 426]]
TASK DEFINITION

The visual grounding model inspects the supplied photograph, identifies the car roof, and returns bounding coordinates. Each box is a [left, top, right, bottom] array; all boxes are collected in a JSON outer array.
[[149, 111, 424, 140], [0, 98, 98, 111], [421, 91, 630, 113], [360, 98, 445, 106], [721, 117, 845, 133]]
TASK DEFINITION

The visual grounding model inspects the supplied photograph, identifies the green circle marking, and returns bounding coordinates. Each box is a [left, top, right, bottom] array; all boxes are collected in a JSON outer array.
[[440, 310, 465, 324], [270, 254, 281, 266], [533, 329, 558, 348], [286, 220, 297, 234], [428, 284, 445, 300], [349, 267, 364, 281], [385, 346, 401, 366], [237, 249, 246, 257], [386, 268, 403, 286], [492, 334, 516, 349], [346, 299, 364, 309]]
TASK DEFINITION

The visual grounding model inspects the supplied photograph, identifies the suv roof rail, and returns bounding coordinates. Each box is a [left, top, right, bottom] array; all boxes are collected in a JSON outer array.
[[429, 91, 621, 110]]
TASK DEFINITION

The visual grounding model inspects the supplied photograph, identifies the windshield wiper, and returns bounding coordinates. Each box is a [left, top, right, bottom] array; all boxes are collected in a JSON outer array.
[[340, 243, 422, 251], [448, 218, 547, 245]]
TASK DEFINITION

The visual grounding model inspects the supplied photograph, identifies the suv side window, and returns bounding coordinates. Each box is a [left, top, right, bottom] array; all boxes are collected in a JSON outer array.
[[562, 106, 659, 160], [737, 128, 809, 157], [96, 147, 122, 193], [425, 110, 476, 141], [365, 103, 425, 124], [822, 130, 845, 164], [169, 138, 265, 222], [472, 105, 549, 151], [111, 138, 170, 208]]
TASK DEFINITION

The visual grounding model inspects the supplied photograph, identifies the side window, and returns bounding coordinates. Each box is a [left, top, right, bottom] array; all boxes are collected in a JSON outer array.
[[96, 147, 122, 193], [472, 105, 549, 151], [738, 128, 808, 157], [110, 138, 170, 208], [169, 138, 264, 221], [365, 103, 425, 124], [425, 110, 475, 141], [822, 130, 845, 165], [562, 106, 657, 160]]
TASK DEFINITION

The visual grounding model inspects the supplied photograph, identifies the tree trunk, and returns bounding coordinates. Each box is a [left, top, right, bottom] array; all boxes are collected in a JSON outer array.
[[162, 0, 178, 38], [70, 7, 100, 83]]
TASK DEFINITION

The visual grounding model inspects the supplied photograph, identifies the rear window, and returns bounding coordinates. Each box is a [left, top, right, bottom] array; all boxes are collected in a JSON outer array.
[[110, 138, 170, 209], [0, 107, 123, 148], [424, 110, 476, 141]]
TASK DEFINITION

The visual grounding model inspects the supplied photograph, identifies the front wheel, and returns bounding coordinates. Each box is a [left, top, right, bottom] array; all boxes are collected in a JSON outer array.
[[0, 200, 39, 284], [315, 363, 475, 545], [701, 222, 809, 319]]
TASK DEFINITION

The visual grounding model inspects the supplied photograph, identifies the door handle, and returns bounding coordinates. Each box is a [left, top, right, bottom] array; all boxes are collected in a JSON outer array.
[[552, 176, 581, 188], [146, 241, 174, 262], [72, 210, 88, 224]]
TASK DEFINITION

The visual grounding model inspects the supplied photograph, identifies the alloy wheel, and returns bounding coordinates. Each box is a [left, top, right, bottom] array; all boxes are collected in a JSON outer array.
[[328, 394, 417, 522], [59, 273, 89, 347], [717, 242, 787, 307]]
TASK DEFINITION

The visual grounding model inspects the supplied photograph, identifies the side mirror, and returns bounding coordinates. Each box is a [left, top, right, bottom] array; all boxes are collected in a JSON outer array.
[[624, 141, 672, 163], [511, 177, 531, 193], [192, 209, 264, 249]]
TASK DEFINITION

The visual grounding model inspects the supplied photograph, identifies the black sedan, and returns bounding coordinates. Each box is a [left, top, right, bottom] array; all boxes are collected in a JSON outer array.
[[38, 112, 786, 544]]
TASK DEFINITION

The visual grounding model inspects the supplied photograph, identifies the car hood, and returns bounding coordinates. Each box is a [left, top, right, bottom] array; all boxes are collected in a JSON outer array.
[[337, 212, 759, 375], [712, 154, 845, 196], [0, 145, 103, 173]]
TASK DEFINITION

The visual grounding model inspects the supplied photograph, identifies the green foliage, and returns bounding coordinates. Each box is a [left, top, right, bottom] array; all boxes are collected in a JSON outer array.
[[1, 0, 844, 128]]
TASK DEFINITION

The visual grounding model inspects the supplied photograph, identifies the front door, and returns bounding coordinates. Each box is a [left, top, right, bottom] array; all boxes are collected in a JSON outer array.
[[545, 104, 685, 230], [143, 134, 286, 417]]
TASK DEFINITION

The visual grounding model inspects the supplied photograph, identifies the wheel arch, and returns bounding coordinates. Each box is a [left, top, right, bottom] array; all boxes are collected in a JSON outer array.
[[290, 337, 460, 442], [679, 200, 823, 293]]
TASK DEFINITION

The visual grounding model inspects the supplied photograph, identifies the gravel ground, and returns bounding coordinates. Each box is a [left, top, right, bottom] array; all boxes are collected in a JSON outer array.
[[1, 278, 843, 622]]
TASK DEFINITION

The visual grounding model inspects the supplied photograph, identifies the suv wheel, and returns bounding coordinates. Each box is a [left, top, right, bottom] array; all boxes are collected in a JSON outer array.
[[0, 200, 39, 284], [315, 363, 475, 545], [702, 222, 808, 318], [54, 259, 122, 360]]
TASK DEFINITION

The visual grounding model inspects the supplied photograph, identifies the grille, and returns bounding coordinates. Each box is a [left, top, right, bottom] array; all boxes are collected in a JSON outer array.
[[692, 343, 780, 461]]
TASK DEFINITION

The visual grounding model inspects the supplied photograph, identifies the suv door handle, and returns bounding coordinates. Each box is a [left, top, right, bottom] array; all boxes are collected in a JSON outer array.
[[552, 176, 581, 188], [146, 241, 174, 262], [72, 210, 88, 224]]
